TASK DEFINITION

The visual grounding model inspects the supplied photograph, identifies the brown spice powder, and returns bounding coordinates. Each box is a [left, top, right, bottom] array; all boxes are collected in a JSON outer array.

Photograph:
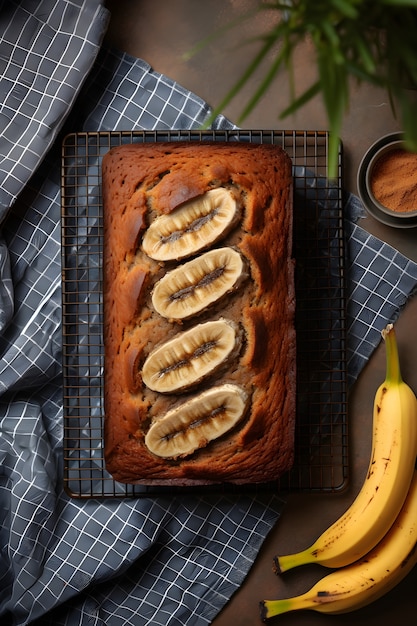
[[370, 148, 417, 213]]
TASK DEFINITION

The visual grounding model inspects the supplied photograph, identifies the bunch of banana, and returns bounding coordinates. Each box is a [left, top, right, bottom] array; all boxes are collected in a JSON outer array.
[[261, 468, 417, 619], [260, 323, 417, 619]]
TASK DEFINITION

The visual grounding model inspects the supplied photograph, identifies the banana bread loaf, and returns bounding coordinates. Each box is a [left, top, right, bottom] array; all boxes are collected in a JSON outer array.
[[102, 141, 296, 485]]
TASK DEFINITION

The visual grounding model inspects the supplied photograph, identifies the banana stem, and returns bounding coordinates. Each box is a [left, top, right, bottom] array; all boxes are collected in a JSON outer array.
[[381, 324, 403, 385], [273, 548, 314, 574], [261, 594, 319, 620], [260, 598, 298, 620]]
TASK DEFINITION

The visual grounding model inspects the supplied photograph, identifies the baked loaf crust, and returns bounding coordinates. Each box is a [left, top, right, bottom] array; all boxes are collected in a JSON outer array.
[[102, 141, 296, 485]]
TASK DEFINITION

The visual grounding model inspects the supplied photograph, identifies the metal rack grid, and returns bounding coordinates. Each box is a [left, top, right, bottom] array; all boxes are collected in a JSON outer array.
[[61, 129, 348, 498]]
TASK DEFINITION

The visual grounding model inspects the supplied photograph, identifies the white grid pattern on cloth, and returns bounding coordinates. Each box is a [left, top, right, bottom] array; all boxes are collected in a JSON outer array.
[[0, 2, 417, 625], [15, 494, 274, 626], [0, 177, 62, 395], [0, 0, 109, 214], [345, 195, 417, 382], [81, 50, 223, 132]]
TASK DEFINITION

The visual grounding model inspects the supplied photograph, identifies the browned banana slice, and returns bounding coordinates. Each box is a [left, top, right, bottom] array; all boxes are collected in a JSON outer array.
[[151, 247, 248, 320], [142, 188, 240, 261], [144, 384, 249, 458], [141, 318, 240, 393]]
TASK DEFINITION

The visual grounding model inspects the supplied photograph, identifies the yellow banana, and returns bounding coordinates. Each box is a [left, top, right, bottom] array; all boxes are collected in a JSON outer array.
[[261, 468, 417, 620], [275, 323, 417, 572]]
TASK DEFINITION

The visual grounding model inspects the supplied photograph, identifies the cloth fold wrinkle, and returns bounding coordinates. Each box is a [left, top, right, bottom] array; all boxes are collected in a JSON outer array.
[[1, 2, 417, 624], [0, 238, 14, 333]]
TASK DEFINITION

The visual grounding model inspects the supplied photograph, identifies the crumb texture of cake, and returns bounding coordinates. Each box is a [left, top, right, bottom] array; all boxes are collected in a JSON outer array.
[[102, 141, 296, 485]]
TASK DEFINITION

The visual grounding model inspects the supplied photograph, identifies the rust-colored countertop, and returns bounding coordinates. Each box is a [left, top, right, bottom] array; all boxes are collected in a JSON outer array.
[[104, 2, 417, 624]]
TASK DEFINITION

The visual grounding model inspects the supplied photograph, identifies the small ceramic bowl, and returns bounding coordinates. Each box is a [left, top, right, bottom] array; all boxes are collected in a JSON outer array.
[[357, 132, 417, 228]]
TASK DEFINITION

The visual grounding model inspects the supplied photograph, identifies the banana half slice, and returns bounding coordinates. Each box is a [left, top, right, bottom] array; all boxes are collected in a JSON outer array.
[[144, 383, 249, 458], [152, 247, 248, 321], [142, 188, 240, 261], [141, 318, 241, 393]]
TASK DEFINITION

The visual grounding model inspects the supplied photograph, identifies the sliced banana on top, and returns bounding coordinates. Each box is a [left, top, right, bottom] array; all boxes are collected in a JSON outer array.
[[141, 318, 241, 394], [144, 383, 249, 458], [152, 247, 248, 320], [142, 188, 240, 261]]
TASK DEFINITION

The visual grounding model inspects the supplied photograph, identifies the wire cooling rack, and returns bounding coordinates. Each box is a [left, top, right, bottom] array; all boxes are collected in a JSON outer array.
[[61, 129, 348, 498]]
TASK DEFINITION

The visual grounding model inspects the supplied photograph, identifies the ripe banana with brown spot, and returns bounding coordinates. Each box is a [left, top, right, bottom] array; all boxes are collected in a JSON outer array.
[[274, 323, 417, 572], [261, 467, 417, 620]]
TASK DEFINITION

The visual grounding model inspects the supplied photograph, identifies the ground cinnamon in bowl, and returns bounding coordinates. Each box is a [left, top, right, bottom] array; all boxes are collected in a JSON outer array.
[[370, 148, 417, 215]]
